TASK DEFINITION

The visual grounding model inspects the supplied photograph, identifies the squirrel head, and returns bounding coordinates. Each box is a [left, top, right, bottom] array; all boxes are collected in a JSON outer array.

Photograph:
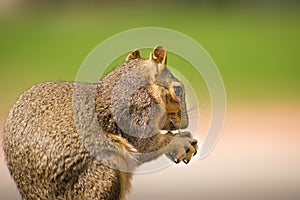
[[96, 45, 188, 138]]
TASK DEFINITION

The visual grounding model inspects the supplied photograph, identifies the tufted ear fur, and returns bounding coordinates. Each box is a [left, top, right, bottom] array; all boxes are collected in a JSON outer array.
[[149, 45, 167, 74], [126, 49, 141, 61]]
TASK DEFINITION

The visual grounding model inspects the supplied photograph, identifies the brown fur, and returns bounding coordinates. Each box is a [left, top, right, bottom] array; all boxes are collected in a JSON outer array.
[[3, 46, 197, 199]]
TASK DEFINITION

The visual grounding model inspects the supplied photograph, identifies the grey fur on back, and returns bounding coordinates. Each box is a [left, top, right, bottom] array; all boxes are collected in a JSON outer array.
[[3, 82, 130, 199], [2, 46, 198, 200]]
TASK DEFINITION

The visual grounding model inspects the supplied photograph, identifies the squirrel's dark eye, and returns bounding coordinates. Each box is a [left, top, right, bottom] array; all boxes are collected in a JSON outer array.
[[173, 86, 183, 99]]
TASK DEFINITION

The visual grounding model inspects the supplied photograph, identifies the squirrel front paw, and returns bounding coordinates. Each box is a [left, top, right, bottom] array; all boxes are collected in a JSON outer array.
[[165, 131, 198, 164]]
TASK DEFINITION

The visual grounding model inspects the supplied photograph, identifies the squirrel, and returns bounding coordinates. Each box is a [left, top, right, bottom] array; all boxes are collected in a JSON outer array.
[[3, 45, 198, 200]]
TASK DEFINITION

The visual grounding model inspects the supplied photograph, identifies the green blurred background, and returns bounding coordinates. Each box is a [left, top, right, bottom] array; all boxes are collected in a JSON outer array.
[[0, 0, 299, 104], [0, 0, 299, 200]]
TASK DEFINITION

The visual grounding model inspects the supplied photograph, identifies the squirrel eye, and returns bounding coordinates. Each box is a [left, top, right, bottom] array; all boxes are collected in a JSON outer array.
[[173, 86, 183, 99]]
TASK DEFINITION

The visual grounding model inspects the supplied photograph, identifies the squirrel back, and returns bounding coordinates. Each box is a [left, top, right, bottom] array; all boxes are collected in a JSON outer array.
[[3, 46, 197, 200]]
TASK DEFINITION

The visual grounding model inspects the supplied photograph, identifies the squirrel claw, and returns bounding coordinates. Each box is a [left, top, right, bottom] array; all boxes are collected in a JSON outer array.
[[193, 149, 197, 156], [165, 131, 198, 164], [183, 159, 189, 164], [191, 140, 197, 146], [174, 159, 180, 164]]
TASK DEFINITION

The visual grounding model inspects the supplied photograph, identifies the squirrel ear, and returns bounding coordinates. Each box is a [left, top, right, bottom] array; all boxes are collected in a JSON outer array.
[[150, 45, 167, 66], [149, 45, 167, 75], [126, 49, 141, 61]]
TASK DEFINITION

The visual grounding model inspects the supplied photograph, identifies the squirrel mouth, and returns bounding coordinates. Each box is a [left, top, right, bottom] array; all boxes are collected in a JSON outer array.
[[161, 116, 185, 132], [161, 119, 182, 133], [166, 119, 181, 131]]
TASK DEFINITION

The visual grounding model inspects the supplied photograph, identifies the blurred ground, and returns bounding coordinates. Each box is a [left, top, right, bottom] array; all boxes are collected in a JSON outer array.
[[129, 102, 300, 200], [0, 1, 299, 200], [1, 102, 299, 200]]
